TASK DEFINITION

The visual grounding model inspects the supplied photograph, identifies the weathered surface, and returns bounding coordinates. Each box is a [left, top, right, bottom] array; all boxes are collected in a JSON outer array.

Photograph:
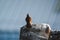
[[20, 24, 51, 40], [49, 31, 60, 40]]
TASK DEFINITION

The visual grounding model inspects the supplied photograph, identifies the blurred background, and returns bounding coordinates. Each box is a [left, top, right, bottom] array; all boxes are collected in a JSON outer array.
[[0, 0, 60, 40]]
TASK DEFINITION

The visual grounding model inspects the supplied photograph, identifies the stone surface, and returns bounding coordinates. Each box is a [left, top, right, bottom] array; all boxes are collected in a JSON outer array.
[[49, 31, 60, 40], [20, 23, 51, 40]]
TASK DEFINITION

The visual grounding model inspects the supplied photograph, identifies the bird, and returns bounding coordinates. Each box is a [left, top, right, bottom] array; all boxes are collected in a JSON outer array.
[[25, 14, 32, 28]]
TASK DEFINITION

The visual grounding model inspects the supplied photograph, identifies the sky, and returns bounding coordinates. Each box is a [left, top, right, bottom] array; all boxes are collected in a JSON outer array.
[[0, 0, 60, 31]]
